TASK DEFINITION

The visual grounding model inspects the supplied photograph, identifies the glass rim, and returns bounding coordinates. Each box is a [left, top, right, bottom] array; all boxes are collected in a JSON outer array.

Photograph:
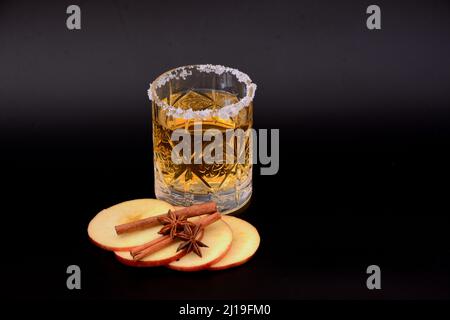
[[148, 64, 257, 120]]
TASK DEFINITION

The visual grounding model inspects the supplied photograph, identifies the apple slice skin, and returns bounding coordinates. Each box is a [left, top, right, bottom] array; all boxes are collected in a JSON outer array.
[[207, 255, 254, 271], [88, 199, 174, 251], [167, 220, 233, 272], [209, 216, 260, 271]]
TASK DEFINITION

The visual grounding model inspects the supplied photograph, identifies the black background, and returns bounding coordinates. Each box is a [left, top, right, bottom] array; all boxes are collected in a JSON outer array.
[[1, 0, 450, 301]]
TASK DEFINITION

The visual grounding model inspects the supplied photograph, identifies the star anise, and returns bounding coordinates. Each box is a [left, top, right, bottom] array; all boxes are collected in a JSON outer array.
[[176, 224, 208, 257], [158, 210, 194, 238]]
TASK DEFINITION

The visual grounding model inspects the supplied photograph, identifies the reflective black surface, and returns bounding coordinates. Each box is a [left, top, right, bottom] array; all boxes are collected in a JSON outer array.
[[1, 0, 449, 300]]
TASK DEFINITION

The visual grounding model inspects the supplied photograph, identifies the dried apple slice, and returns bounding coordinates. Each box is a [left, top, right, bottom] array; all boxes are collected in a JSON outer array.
[[87, 199, 174, 251], [209, 216, 260, 270], [167, 219, 232, 271]]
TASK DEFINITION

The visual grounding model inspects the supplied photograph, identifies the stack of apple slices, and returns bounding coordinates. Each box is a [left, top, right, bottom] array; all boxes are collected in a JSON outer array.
[[88, 199, 260, 271]]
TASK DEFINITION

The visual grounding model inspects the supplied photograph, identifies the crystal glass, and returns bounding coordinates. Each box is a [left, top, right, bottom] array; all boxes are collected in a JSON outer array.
[[148, 65, 256, 214]]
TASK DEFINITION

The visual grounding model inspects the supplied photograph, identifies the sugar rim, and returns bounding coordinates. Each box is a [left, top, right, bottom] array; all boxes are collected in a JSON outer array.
[[148, 64, 257, 120]]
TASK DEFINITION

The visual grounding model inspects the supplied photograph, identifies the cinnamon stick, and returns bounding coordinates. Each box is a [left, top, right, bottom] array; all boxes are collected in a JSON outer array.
[[195, 212, 222, 228], [130, 235, 170, 257], [132, 236, 174, 261], [131, 212, 222, 261], [115, 201, 217, 235]]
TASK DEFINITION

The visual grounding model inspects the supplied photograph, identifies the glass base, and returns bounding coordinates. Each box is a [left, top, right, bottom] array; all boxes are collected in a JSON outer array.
[[155, 179, 252, 215]]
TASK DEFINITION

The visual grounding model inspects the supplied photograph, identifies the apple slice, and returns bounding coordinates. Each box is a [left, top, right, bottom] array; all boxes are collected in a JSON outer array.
[[88, 199, 174, 251], [114, 230, 204, 267], [167, 219, 232, 271], [209, 216, 260, 270]]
